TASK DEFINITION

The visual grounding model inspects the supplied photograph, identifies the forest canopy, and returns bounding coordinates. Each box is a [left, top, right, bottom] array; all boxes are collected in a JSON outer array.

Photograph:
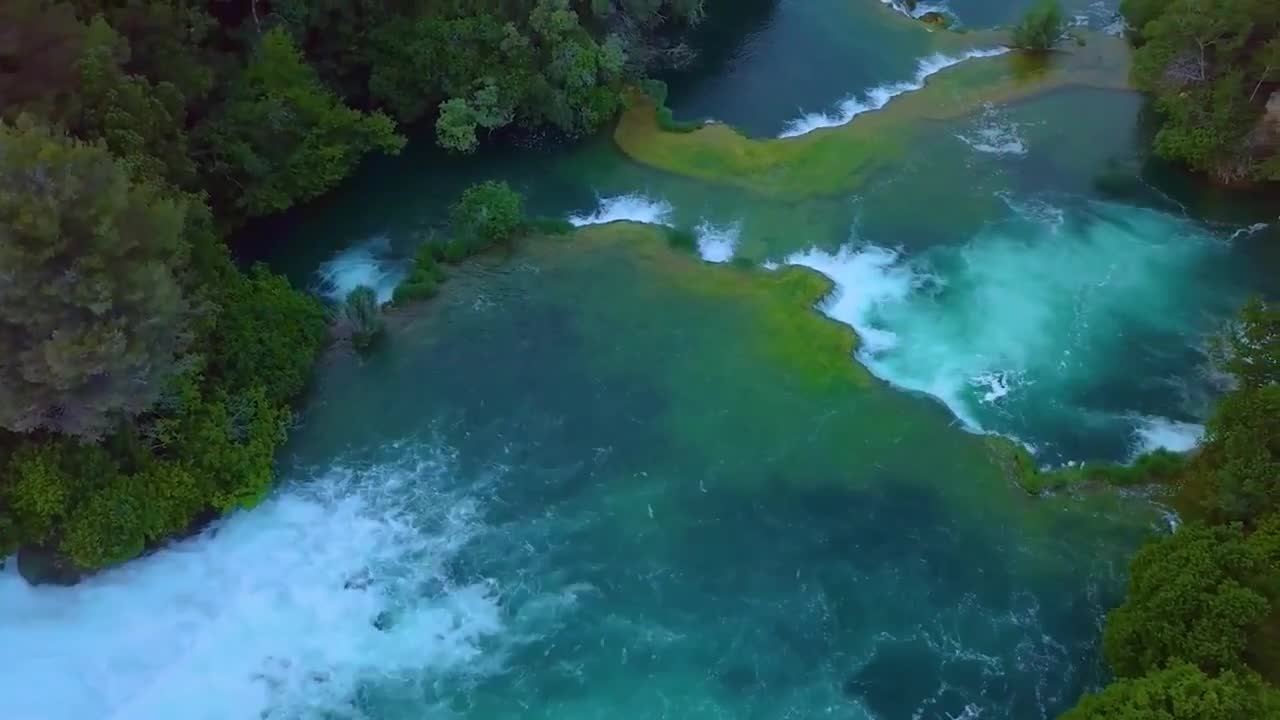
[[1120, 0, 1280, 182]]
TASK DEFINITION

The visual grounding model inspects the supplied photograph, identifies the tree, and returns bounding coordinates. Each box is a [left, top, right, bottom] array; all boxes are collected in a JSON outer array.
[[450, 180, 526, 251], [1121, 0, 1280, 182], [1058, 664, 1278, 720], [1103, 523, 1273, 677], [0, 119, 189, 438], [0, 0, 87, 126], [196, 28, 405, 218], [203, 264, 329, 407], [76, 16, 196, 189], [1191, 385, 1280, 524], [1011, 0, 1065, 52]]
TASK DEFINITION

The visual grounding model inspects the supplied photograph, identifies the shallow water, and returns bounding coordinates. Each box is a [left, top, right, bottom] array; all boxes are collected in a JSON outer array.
[[3, 1, 1279, 719]]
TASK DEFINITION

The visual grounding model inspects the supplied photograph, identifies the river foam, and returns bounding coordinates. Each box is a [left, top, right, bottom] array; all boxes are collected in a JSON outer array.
[[784, 198, 1232, 459], [1132, 416, 1206, 456], [0, 448, 505, 720], [957, 106, 1027, 156], [778, 48, 1008, 138], [316, 236, 408, 305], [568, 194, 674, 227], [695, 221, 740, 263]]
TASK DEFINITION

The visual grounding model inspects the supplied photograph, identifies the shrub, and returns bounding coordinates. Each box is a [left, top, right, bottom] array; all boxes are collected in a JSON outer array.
[[1011, 0, 1064, 52], [393, 243, 448, 305], [450, 181, 525, 250], [343, 286, 384, 351]]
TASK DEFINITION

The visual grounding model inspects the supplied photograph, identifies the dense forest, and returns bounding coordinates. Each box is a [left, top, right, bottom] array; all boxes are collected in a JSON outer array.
[[0, 0, 708, 580]]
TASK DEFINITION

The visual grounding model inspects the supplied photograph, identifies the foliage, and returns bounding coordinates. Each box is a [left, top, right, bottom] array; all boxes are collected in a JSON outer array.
[[0, 120, 189, 439], [992, 438, 1189, 494], [393, 243, 448, 305], [1178, 300, 1280, 524], [1103, 523, 1273, 677], [1, 0, 706, 579], [450, 180, 526, 251], [365, 0, 705, 151], [0, 0, 87, 126], [343, 286, 384, 351], [1188, 384, 1280, 524], [1059, 664, 1278, 720], [1011, 0, 1065, 52], [1121, 0, 1280, 182], [204, 264, 330, 407], [196, 28, 405, 218]]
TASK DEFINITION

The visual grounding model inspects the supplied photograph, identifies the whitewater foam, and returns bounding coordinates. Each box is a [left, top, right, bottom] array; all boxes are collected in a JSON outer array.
[[1132, 417, 1205, 456], [0, 449, 505, 720], [957, 107, 1027, 156], [779, 48, 1008, 138], [1228, 222, 1270, 241], [783, 200, 1227, 454], [695, 221, 740, 263], [568, 194, 674, 227], [316, 236, 407, 305]]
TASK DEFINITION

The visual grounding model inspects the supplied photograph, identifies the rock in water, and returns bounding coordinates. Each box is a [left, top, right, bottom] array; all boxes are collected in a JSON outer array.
[[919, 11, 951, 28], [16, 545, 82, 586]]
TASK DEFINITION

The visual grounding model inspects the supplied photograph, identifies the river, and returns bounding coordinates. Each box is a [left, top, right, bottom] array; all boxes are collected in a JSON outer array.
[[2, 1, 1278, 719]]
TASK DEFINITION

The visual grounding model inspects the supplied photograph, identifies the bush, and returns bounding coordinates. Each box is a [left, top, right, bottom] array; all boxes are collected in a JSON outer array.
[[392, 243, 447, 305], [1011, 0, 1064, 51], [343, 286, 384, 351], [450, 181, 525, 250]]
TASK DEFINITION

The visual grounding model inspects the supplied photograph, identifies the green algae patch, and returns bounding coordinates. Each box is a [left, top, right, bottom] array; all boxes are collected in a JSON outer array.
[[563, 222, 872, 393], [986, 435, 1188, 495], [614, 35, 1131, 198]]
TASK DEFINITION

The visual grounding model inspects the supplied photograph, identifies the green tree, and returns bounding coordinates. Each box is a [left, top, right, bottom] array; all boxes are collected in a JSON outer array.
[[1121, 0, 1280, 181], [196, 28, 405, 218], [1103, 523, 1272, 677], [0, 119, 189, 439], [450, 181, 526, 251], [0, 0, 87, 126], [76, 15, 196, 188], [204, 264, 330, 406], [1058, 664, 1278, 720], [1011, 0, 1065, 52]]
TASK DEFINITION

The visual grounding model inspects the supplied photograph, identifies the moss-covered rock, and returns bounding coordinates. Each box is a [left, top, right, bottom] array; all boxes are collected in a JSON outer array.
[[919, 11, 951, 28]]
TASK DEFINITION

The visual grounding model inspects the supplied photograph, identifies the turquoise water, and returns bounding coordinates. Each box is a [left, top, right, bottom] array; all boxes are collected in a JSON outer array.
[[2, 2, 1278, 719]]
